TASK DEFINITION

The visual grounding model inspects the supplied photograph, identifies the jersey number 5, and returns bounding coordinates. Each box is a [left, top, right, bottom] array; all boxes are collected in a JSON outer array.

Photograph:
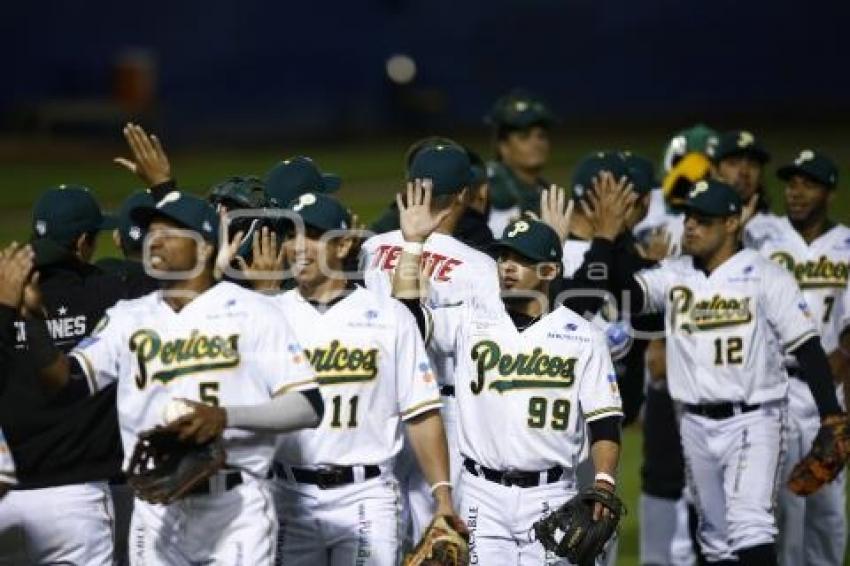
[[528, 397, 570, 431], [199, 382, 220, 406]]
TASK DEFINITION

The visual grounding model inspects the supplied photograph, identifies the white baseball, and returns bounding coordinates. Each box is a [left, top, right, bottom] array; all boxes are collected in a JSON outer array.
[[162, 399, 194, 424]]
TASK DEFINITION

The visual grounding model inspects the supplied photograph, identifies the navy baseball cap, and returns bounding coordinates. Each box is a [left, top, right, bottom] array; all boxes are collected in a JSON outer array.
[[407, 144, 473, 196], [117, 191, 156, 252], [31, 185, 117, 243], [709, 130, 770, 164], [622, 152, 657, 195], [485, 89, 556, 130], [131, 191, 220, 244], [285, 192, 351, 233], [571, 152, 629, 201], [265, 156, 341, 208], [777, 149, 838, 189], [683, 180, 742, 217], [496, 218, 563, 263]]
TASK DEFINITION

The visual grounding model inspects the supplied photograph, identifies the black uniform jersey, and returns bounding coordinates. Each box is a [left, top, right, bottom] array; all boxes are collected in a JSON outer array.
[[1, 253, 157, 489]]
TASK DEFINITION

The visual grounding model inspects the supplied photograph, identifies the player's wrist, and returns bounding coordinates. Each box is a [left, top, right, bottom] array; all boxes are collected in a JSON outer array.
[[402, 240, 425, 253], [594, 472, 616, 491]]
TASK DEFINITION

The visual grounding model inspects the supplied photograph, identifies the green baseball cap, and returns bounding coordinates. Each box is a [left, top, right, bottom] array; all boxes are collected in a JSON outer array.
[[485, 89, 556, 130], [777, 149, 838, 189], [621, 152, 657, 195], [265, 156, 341, 208], [683, 179, 742, 217], [407, 144, 473, 196], [285, 192, 351, 233], [131, 191, 220, 244], [571, 151, 629, 201], [31, 185, 118, 243], [709, 130, 770, 164], [117, 191, 156, 252], [496, 218, 563, 263], [662, 124, 718, 173]]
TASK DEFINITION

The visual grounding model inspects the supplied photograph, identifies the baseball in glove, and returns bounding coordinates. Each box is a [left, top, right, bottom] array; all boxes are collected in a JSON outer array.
[[403, 515, 469, 566], [788, 413, 850, 496], [126, 426, 225, 504], [533, 486, 624, 565]]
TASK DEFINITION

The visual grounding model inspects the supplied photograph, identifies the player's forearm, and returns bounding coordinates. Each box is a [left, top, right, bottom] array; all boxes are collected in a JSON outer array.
[[406, 409, 452, 505], [23, 317, 72, 394], [793, 337, 843, 418], [590, 439, 620, 485], [224, 388, 324, 432], [391, 245, 424, 301]]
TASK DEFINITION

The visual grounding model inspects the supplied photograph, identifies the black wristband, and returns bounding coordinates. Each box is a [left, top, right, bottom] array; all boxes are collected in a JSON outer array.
[[148, 179, 178, 201]]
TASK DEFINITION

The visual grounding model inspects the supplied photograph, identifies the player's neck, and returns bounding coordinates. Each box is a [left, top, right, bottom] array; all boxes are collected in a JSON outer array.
[[790, 213, 832, 245], [160, 271, 215, 312], [505, 162, 541, 187], [698, 241, 739, 274], [297, 275, 349, 305], [434, 205, 464, 236]]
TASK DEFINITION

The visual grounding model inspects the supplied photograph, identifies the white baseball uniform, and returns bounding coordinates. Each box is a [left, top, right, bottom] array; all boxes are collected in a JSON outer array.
[[360, 230, 500, 540], [635, 249, 818, 561], [747, 216, 850, 566], [425, 292, 622, 565], [71, 282, 317, 566], [271, 286, 441, 566]]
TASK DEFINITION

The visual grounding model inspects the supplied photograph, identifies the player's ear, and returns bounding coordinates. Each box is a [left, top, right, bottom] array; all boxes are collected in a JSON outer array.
[[725, 214, 741, 235], [538, 262, 559, 281], [198, 241, 215, 266], [334, 235, 355, 261]]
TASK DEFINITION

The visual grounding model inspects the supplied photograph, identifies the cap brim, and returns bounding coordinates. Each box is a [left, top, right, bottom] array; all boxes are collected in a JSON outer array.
[[321, 174, 341, 193], [776, 164, 831, 186], [494, 239, 550, 263], [99, 213, 119, 231], [714, 147, 771, 164], [130, 205, 196, 235]]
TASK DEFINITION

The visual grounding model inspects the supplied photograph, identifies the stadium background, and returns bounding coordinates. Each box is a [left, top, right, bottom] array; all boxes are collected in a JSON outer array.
[[3, 1, 850, 563]]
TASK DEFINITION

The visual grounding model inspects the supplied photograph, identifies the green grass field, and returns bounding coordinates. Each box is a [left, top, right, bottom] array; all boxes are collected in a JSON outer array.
[[1, 126, 848, 564]]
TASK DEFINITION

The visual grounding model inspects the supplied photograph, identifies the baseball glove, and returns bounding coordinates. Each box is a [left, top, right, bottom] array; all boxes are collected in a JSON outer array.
[[533, 486, 624, 565], [788, 413, 850, 496], [403, 515, 469, 566], [126, 427, 225, 504]]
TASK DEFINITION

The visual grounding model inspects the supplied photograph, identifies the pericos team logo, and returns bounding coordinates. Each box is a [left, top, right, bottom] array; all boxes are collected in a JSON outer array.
[[129, 329, 241, 389], [770, 252, 849, 289], [669, 286, 753, 333], [470, 340, 577, 394]]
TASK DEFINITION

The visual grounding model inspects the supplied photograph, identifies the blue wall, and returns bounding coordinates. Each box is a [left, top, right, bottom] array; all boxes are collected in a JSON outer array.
[[6, 0, 849, 139]]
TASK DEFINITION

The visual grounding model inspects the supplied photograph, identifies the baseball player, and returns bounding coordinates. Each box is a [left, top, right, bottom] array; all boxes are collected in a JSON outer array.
[[360, 144, 501, 541], [634, 125, 718, 566], [245, 192, 455, 565], [25, 191, 325, 566], [743, 149, 848, 566], [393, 181, 623, 565], [484, 89, 556, 237], [597, 178, 846, 565], [707, 129, 776, 247]]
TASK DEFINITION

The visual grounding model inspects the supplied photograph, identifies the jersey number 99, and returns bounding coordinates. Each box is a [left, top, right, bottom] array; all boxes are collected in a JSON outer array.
[[527, 397, 570, 430]]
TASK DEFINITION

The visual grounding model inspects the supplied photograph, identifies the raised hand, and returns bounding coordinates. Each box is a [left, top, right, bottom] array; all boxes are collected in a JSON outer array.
[[21, 271, 47, 319], [540, 184, 574, 244], [0, 243, 35, 310], [213, 210, 246, 281], [636, 227, 675, 261], [237, 227, 286, 292], [396, 179, 451, 243], [740, 194, 759, 227], [114, 122, 173, 187], [583, 173, 637, 241]]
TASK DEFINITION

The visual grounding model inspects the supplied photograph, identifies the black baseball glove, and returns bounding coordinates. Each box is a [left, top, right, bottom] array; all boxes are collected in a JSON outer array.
[[533, 486, 624, 565], [126, 426, 225, 504]]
